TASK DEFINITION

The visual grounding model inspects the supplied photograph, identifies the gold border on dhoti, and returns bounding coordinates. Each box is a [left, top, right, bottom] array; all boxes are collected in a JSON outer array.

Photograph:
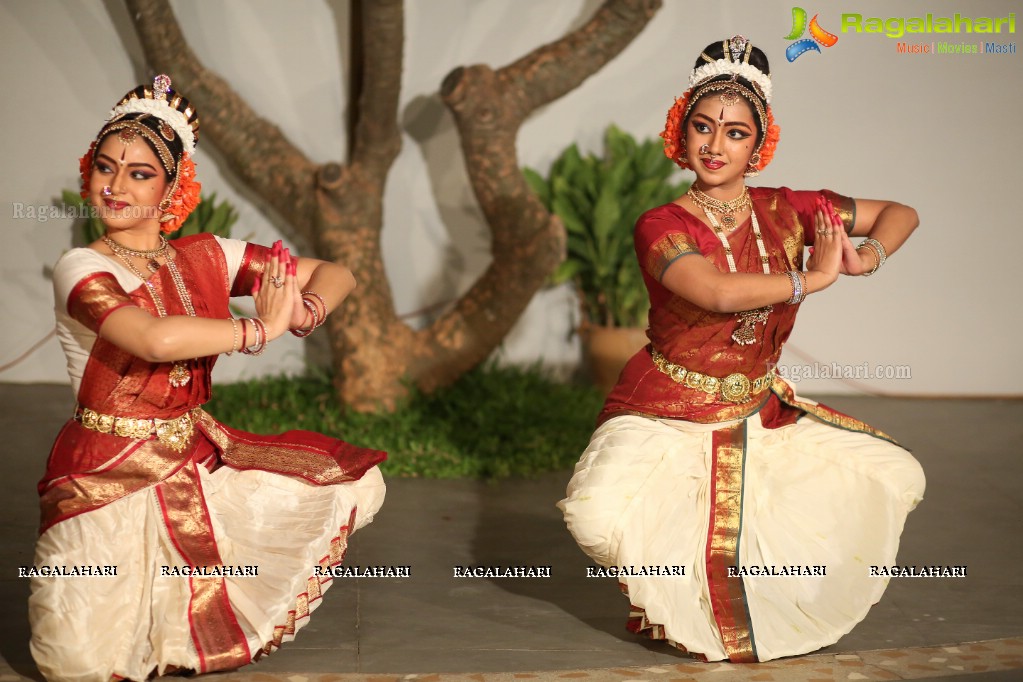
[[154, 463, 251, 672], [705, 421, 758, 662], [770, 377, 898, 444]]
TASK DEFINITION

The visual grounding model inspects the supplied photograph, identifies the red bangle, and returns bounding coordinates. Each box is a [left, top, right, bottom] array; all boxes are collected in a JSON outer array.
[[291, 299, 319, 337], [301, 291, 328, 328], [240, 318, 248, 351]]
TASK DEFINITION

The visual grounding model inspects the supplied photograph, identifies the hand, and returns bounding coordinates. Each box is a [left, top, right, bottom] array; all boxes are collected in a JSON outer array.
[[285, 253, 311, 330], [805, 196, 844, 285], [820, 201, 871, 275], [252, 240, 299, 340]]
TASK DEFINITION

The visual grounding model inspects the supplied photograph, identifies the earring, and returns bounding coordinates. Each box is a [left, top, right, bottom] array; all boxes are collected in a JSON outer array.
[[745, 152, 762, 177]]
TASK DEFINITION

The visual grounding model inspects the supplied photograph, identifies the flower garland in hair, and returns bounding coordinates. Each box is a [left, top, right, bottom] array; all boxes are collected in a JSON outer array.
[[108, 98, 197, 156], [756, 109, 780, 172], [160, 154, 201, 233], [79, 141, 97, 199], [660, 90, 692, 170]]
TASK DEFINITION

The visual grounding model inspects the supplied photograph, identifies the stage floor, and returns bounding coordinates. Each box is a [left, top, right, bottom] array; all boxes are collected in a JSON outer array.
[[1, 384, 1020, 681]]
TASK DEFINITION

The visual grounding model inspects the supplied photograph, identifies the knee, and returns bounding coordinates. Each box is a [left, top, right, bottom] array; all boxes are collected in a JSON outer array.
[[352, 465, 386, 528], [559, 495, 618, 566]]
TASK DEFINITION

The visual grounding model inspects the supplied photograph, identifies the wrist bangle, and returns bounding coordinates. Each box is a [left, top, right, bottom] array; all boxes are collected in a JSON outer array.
[[784, 270, 806, 305], [240, 318, 268, 356], [857, 238, 887, 276], [301, 291, 328, 328], [226, 318, 239, 356], [291, 298, 320, 337], [797, 271, 808, 300]]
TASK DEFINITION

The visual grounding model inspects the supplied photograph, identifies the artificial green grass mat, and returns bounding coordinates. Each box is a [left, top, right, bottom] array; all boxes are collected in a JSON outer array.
[[205, 364, 605, 478]]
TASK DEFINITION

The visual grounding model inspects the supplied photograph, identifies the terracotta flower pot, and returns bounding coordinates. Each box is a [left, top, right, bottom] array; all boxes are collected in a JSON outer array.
[[580, 323, 649, 394]]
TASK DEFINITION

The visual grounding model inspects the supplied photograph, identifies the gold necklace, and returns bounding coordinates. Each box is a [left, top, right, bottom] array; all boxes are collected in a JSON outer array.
[[699, 202, 774, 346], [103, 235, 169, 273], [106, 240, 196, 387], [687, 185, 751, 231]]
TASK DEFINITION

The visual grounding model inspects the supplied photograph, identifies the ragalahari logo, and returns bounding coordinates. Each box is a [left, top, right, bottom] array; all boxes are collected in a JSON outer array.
[[784, 7, 839, 61]]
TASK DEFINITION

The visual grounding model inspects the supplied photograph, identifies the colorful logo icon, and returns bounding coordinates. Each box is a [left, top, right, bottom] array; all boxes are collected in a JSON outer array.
[[784, 7, 839, 61]]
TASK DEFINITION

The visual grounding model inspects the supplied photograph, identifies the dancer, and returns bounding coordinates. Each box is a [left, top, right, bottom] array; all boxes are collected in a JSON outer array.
[[559, 36, 924, 662], [30, 75, 386, 680]]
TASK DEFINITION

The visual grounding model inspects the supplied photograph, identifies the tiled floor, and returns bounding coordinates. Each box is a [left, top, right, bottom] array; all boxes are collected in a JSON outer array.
[[1, 385, 1020, 681]]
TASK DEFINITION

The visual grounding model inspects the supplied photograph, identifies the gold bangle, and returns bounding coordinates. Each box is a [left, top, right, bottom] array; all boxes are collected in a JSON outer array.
[[857, 243, 881, 276], [226, 318, 239, 355]]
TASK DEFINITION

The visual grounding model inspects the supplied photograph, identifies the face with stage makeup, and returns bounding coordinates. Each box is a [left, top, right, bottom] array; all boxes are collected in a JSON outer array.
[[683, 93, 759, 192], [89, 132, 171, 233]]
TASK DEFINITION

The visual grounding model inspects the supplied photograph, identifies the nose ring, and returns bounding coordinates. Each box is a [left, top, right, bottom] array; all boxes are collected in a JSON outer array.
[[102, 186, 113, 197], [699, 144, 711, 155]]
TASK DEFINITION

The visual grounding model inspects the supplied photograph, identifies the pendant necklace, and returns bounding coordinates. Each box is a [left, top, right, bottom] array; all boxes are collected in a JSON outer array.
[[104, 235, 196, 387], [687, 185, 773, 346]]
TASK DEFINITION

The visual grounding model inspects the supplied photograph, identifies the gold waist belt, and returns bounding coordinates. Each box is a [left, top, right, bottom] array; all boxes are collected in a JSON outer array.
[[75, 406, 199, 452], [651, 349, 775, 404]]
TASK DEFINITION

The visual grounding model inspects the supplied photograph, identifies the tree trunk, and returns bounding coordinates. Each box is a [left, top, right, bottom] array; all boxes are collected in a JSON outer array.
[[126, 0, 661, 411]]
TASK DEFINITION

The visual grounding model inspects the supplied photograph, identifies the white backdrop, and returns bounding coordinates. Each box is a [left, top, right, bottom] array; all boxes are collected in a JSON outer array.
[[1, 0, 1020, 395]]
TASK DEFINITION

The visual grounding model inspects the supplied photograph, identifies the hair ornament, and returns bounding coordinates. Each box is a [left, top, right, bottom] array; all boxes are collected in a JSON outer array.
[[107, 75, 198, 155], [689, 61, 772, 104], [660, 35, 780, 174]]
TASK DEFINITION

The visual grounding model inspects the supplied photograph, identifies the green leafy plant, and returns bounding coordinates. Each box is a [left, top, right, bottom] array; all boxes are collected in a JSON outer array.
[[524, 124, 690, 328], [62, 190, 240, 244], [206, 362, 606, 478]]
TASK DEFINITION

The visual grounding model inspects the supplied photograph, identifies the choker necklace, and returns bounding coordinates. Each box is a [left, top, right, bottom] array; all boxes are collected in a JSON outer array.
[[106, 238, 197, 387], [103, 235, 169, 273], [694, 191, 774, 346], [687, 185, 751, 231]]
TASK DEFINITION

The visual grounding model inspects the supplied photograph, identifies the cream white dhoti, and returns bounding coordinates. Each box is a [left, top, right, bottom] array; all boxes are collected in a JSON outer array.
[[558, 406, 924, 662], [29, 465, 385, 682]]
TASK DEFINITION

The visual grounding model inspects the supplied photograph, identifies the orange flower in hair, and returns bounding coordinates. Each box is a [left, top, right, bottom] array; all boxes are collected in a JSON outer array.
[[79, 141, 97, 200], [754, 108, 780, 171], [159, 155, 202, 233], [660, 90, 692, 169]]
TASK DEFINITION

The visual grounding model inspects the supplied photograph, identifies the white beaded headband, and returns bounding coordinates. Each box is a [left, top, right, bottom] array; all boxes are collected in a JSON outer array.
[[688, 35, 773, 104], [106, 75, 197, 155]]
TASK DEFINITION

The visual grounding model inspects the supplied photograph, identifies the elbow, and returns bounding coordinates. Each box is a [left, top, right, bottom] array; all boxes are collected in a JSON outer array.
[[141, 331, 177, 363], [705, 285, 737, 314], [889, 201, 919, 232], [903, 204, 920, 231]]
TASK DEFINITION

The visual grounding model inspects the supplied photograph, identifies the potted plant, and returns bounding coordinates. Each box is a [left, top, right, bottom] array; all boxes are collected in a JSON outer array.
[[524, 124, 690, 391]]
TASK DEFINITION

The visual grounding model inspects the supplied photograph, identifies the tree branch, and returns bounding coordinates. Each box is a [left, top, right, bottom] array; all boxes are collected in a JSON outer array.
[[502, 0, 662, 115], [413, 0, 661, 389], [126, 0, 319, 242], [348, 0, 403, 183]]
